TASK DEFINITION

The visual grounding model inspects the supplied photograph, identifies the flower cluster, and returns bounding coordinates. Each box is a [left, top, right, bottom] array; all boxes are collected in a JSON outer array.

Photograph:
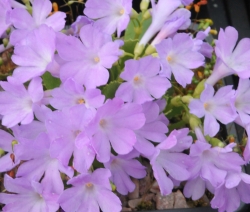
[[0, 0, 250, 212]]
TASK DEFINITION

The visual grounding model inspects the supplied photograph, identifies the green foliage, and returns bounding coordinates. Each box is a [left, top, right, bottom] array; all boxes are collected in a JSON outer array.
[[101, 81, 121, 100], [42, 72, 61, 90], [124, 13, 152, 40]]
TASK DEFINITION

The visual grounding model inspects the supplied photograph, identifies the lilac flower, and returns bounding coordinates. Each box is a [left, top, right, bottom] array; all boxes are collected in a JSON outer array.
[[46, 105, 95, 173], [11, 25, 56, 83], [189, 84, 237, 136], [84, 0, 132, 37], [8, 0, 66, 44], [156, 33, 204, 87], [50, 78, 105, 110], [15, 133, 73, 195], [58, 168, 122, 212], [87, 98, 145, 162], [211, 171, 250, 212], [192, 27, 213, 58], [0, 77, 44, 128], [0, 175, 60, 212], [151, 8, 191, 46], [243, 124, 250, 163], [115, 56, 171, 104], [70, 15, 93, 36], [134, 101, 169, 157], [104, 151, 146, 195], [57, 24, 123, 88], [187, 141, 244, 190], [138, 0, 183, 47], [207, 26, 250, 85], [234, 78, 250, 125], [0, 130, 20, 172], [150, 129, 192, 195], [0, 0, 11, 38]]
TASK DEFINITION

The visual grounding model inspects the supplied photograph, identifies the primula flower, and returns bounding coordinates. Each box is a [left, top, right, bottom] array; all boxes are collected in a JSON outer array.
[[8, 0, 66, 44], [0, 0, 11, 38], [211, 171, 250, 212], [87, 98, 145, 162], [207, 26, 250, 85], [0, 175, 60, 212], [234, 78, 250, 125], [134, 101, 169, 157], [58, 168, 122, 212], [50, 78, 105, 110], [70, 15, 93, 36], [46, 105, 95, 173], [151, 8, 191, 46], [150, 129, 192, 195], [156, 33, 205, 87], [187, 141, 244, 190], [189, 84, 237, 136], [115, 56, 171, 104], [0, 77, 44, 128], [15, 133, 73, 195], [11, 25, 56, 83], [104, 151, 146, 195], [57, 24, 123, 88], [84, 0, 132, 37], [138, 0, 187, 47]]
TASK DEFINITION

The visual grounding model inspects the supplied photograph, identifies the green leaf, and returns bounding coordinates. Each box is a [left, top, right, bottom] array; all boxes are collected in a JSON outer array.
[[42, 72, 61, 89], [119, 39, 138, 69], [101, 81, 121, 99], [124, 13, 152, 40]]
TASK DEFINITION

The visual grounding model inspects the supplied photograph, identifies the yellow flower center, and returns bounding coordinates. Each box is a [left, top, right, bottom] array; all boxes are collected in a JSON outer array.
[[167, 56, 173, 62], [86, 183, 93, 188], [203, 103, 209, 110], [77, 98, 85, 104], [94, 57, 100, 63], [99, 119, 107, 128], [119, 9, 125, 15]]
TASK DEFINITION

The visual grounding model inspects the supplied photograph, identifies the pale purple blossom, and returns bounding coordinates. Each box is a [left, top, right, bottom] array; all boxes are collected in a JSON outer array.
[[207, 26, 250, 85], [156, 33, 204, 87], [57, 24, 123, 88], [115, 56, 171, 104], [0, 175, 60, 212], [70, 15, 93, 36], [58, 168, 122, 212], [0, 0, 11, 38], [189, 84, 237, 136], [151, 8, 191, 46], [11, 25, 57, 83], [104, 152, 146, 195], [0, 77, 44, 128], [8, 0, 66, 44], [84, 0, 132, 37], [87, 98, 145, 162], [150, 129, 192, 195], [50, 78, 105, 110]]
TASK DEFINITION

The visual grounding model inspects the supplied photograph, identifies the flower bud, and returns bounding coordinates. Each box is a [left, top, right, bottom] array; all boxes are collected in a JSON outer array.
[[134, 43, 145, 58], [143, 9, 152, 20], [0, 57, 3, 66], [144, 45, 156, 56], [171, 95, 182, 107], [0, 148, 5, 157], [189, 114, 201, 130], [110, 181, 116, 191], [140, 0, 150, 12], [181, 95, 193, 104], [209, 138, 225, 147], [3, 38, 8, 48], [130, 9, 139, 19], [193, 79, 205, 98]]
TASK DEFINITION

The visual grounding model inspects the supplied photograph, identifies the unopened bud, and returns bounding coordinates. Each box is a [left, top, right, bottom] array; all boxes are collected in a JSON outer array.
[[233, 146, 241, 153], [242, 137, 247, 146], [110, 181, 116, 191], [0, 148, 5, 157], [144, 45, 156, 56], [11, 140, 18, 151], [189, 114, 201, 130], [171, 95, 182, 107], [130, 9, 139, 19], [209, 138, 224, 147], [193, 79, 205, 98], [143, 9, 151, 20], [134, 43, 145, 58], [3, 38, 8, 48], [22, 0, 29, 3], [205, 19, 213, 25], [134, 27, 142, 35], [227, 135, 235, 143], [181, 95, 193, 104], [140, 0, 150, 12], [210, 29, 218, 35], [0, 57, 3, 66], [68, 1, 75, 5], [6, 27, 11, 35]]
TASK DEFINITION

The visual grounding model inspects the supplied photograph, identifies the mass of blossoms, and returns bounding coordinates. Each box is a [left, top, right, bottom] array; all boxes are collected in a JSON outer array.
[[0, 0, 250, 211]]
